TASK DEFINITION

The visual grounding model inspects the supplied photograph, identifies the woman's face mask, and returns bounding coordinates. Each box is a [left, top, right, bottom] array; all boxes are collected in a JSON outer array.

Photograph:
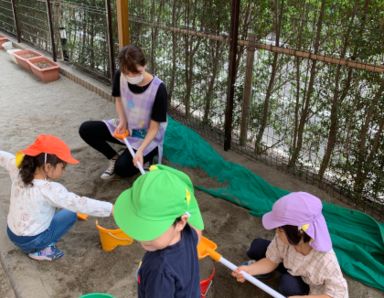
[[122, 73, 144, 85]]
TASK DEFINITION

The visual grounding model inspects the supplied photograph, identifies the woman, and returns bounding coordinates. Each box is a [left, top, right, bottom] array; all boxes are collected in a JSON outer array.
[[79, 45, 167, 179]]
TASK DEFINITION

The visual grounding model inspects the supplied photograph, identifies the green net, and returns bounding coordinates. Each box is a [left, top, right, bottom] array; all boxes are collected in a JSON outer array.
[[164, 117, 384, 291]]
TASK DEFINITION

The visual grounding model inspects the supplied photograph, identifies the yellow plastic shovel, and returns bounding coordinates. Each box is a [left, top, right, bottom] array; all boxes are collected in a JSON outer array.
[[96, 221, 134, 252], [94, 130, 145, 252], [197, 236, 285, 298]]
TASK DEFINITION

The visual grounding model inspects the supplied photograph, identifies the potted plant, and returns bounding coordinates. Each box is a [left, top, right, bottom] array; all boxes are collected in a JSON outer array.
[[27, 56, 60, 82], [0, 36, 9, 49], [12, 50, 42, 71]]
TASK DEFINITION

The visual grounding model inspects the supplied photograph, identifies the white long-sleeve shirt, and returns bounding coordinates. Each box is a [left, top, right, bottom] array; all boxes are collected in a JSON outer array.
[[0, 150, 113, 236]]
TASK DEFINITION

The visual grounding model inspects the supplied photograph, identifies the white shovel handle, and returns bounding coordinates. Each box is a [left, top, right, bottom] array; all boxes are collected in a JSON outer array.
[[219, 256, 285, 298], [122, 138, 146, 175]]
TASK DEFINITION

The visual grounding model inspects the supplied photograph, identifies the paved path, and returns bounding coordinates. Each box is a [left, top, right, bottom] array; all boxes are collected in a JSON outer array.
[[0, 260, 15, 298], [0, 45, 115, 297]]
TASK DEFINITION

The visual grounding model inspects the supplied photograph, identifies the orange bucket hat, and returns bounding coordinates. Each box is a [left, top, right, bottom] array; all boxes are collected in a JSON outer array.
[[21, 134, 79, 164]]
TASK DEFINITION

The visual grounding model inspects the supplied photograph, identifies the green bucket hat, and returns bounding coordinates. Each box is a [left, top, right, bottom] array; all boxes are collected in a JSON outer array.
[[113, 164, 204, 241]]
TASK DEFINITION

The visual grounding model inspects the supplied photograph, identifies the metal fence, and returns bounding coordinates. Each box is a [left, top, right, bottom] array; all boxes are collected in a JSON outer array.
[[56, 0, 114, 79], [0, 0, 16, 35], [0, 0, 116, 80], [1, 0, 383, 218]]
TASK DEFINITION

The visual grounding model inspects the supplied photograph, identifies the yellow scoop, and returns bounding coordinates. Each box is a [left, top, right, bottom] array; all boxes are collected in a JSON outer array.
[[96, 221, 134, 252], [197, 235, 221, 261]]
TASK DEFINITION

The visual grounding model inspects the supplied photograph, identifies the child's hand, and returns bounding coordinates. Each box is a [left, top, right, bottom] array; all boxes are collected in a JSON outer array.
[[231, 265, 249, 283]]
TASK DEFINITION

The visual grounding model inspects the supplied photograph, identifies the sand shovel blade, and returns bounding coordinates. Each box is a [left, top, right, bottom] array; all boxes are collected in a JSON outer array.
[[77, 213, 89, 220], [96, 221, 134, 252], [197, 236, 216, 259], [197, 236, 220, 261]]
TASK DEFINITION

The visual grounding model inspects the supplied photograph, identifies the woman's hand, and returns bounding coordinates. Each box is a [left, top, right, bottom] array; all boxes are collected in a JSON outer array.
[[231, 265, 250, 283], [133, 149, 144, 168], [114, 120, 127, 135]]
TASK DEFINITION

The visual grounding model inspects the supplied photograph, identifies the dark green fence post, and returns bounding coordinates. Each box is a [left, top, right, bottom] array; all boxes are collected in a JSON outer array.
[[240, 33, 256, 146], [224, 0, 240, 151], [10, 0, 21, 42], [105, 0, 115, 82], [46, 0, 57, 61]]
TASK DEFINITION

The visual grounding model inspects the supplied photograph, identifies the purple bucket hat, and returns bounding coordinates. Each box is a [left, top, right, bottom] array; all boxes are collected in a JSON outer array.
[[262, 192, 332, 252]]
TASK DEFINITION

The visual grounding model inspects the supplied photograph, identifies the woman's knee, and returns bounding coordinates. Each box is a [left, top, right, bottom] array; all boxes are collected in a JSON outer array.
[[114, 157, 125, 177], [79, 121, 92, 140], [114, 157, 137, 177], [79, 120, 104, 139]]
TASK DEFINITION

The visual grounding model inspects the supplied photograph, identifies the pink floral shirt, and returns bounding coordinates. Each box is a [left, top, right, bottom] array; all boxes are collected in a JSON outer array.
[[0, 151, 113, 236]]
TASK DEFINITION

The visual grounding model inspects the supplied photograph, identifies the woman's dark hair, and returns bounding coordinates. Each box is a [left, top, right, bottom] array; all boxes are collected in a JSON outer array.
[[118, 44, 146, 74], [19, 153, 65, 186], [281, 225, 311, 245]]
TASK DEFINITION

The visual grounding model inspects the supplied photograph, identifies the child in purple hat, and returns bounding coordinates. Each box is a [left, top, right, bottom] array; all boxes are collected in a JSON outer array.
[[232, 192, 348, 298]]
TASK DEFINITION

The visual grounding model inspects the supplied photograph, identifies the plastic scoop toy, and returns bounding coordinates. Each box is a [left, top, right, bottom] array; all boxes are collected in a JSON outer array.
[[197, 236, 285, 298], [95, 129, 146, 252], [113, 130, 145, 175], [77, 213, 89, 220], [96, 221, 134, 252]]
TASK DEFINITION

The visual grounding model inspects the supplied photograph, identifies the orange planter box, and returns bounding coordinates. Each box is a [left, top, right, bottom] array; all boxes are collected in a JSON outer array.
[[12, 50, 42, 71], [27, 56, 60, 82]]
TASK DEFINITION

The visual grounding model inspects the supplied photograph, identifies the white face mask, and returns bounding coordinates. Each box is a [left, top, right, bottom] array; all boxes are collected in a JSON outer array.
[[122, 73, 144, 85]]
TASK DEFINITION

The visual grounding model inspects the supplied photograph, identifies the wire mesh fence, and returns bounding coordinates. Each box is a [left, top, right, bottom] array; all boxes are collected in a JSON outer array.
[[0, 0, 16, 35], [0, 0, 117, 80], [17, 0, 51, 51], [55, 0, 114, 79], [0, 0, 383, 218], [128, 0, 231, 145], [126, 0, 384, 218], [231, 45, 384, 217]]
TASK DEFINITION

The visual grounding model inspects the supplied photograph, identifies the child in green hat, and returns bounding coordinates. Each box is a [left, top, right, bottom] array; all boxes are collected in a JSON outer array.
[[114, 164, 204, 297]]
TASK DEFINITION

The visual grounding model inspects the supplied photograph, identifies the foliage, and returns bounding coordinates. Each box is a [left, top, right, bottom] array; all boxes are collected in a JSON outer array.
[[1, 0, 383, 207]]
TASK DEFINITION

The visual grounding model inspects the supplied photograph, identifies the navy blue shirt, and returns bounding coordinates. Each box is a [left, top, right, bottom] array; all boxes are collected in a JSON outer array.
[[137, 224, 200, 298]]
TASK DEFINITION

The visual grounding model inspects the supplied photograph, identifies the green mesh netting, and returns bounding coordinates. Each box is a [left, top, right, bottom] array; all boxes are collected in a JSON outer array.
[[164, 117, 384, 291]]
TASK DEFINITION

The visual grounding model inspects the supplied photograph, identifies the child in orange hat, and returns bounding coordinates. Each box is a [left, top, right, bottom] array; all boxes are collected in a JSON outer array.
[[0, 134, 113, 261]]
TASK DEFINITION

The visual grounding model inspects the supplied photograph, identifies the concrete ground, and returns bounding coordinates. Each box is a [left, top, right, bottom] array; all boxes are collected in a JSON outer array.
[[0, 41, 383, 298]]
